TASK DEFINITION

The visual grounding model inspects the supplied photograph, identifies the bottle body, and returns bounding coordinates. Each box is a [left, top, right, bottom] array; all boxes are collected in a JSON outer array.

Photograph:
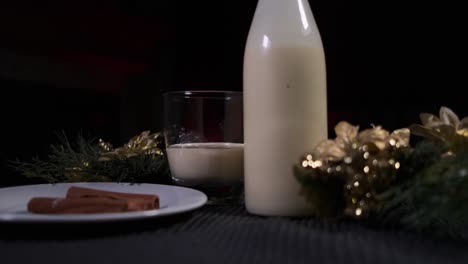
[[243, 0, 328, 216]]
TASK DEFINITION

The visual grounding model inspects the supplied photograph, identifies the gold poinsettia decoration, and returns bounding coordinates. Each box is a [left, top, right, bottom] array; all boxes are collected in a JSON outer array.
[[98, 131, 164, 161], [410, 106, 468, 141], [295, 106, 467, 225], [410, 107, 467, 154], [297, 121, 410, 218], [313, 121, 410, 163]]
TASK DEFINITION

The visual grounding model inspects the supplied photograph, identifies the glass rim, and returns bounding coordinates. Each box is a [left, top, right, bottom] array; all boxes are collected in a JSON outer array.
[[163, 90, 242, 99]]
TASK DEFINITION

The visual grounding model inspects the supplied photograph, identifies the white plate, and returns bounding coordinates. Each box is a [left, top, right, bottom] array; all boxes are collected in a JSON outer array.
[[0, 182, 207, 223]]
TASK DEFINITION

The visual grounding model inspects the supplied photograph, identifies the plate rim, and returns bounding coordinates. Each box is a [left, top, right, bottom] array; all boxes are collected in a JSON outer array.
[[0, 182, 208, 223]]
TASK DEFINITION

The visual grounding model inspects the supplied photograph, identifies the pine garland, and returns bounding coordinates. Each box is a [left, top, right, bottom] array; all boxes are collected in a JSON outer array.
[[376, 140, 468, 239], [11, 132, 171, 184]]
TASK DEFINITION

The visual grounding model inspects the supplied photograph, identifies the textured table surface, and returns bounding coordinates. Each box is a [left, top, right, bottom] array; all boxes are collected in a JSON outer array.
[[1, 205, 467, 264]]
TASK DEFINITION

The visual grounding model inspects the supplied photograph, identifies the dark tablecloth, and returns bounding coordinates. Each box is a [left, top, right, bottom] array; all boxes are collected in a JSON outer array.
[[1, 205, 467, 264]]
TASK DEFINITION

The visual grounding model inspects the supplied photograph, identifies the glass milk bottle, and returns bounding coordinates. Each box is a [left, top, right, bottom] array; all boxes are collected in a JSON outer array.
[[244, 0, 328, 216]]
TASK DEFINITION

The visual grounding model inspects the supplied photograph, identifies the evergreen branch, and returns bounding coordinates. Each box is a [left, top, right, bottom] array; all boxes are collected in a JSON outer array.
[[10, 132, 171, 184], [375, 140, 468, 239]]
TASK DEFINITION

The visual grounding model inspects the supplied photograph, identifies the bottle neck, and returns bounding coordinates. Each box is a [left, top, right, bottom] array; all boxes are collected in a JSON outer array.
[[257, 0, 312, 10], [253, 0, 317, 35], [247, 0, 323, 47]]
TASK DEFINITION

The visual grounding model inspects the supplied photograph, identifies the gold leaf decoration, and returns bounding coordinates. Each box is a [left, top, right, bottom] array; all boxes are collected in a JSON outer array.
[[335, 121, 359, 147], [358, 125, 390, 150], [410, 106, 467, 150], [99, 131, 164, 161], [314, 140, 347, 162]]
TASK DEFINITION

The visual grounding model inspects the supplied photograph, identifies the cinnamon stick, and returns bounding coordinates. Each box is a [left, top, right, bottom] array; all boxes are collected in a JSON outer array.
[[27, 186, 160, 214]]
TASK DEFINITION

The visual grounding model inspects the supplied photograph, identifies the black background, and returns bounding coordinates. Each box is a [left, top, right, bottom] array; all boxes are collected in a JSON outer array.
[[0, 0, 466, 186]]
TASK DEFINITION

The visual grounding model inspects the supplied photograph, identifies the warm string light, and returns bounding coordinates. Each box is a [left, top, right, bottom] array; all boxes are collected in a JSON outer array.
[[301, 154, 324, 169], [344, 137, 406, 217]]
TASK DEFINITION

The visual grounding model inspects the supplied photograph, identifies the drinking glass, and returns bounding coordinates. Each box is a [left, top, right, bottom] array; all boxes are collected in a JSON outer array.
[[163, 91, 243, 201]]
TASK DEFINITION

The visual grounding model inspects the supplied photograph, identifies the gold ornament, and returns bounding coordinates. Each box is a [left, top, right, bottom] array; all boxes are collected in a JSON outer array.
[[99, 131, 164, 161]]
